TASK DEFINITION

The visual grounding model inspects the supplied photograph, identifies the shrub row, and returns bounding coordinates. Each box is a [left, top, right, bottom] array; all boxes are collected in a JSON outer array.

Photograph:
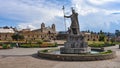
[[89, 42, 115, 47], [0, 44, 12, 49], [20, 42, 58, 48]]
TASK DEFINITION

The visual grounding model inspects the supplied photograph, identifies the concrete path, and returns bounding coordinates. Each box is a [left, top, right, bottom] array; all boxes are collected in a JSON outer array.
[[0, 47, 60, 56], [0, 46, 120, 68]]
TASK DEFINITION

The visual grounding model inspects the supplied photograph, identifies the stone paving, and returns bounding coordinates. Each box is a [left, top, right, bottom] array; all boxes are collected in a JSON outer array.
[[0, 46, 120, 68]]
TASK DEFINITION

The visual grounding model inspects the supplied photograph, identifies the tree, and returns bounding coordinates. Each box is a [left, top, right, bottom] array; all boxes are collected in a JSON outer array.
[[99, 34, 105, 41], [111, 38, 115, 44], [115, 30, 120, 37], [91, 31, 94, 34], [100, 30, 103, 34], [98, 30, 105, 41], [11, 34, 24, 41], [87, 30, 90, 33]]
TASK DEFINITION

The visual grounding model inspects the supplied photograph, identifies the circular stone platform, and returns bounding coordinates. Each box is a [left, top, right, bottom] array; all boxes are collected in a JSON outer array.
[[38, 50, 116, 61]]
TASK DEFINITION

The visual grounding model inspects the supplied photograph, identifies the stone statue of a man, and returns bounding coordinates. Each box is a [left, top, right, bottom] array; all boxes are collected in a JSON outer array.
[[64, 8, 80, 35]]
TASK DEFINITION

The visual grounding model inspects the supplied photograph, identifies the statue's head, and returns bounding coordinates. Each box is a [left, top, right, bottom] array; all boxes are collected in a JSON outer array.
[[71, 7, 75, 14]]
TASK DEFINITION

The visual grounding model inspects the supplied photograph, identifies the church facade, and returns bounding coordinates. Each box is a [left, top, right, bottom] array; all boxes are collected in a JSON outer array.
[[19, 23, 56, 42], [0, 23, 56, 42]]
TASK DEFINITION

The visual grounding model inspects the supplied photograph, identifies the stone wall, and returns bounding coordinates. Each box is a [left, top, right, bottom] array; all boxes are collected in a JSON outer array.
[[38, 51, 116, 61]]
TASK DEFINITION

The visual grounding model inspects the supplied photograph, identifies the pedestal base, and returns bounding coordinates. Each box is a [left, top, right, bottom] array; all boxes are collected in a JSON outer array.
[[60, 47, 91, 54]]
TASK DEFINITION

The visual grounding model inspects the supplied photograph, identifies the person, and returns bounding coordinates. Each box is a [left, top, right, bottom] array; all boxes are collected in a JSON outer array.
[[16, 43, 19, 48]]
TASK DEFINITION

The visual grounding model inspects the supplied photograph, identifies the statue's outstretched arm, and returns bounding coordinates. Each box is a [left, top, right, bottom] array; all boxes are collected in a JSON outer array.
[[64, 15, 71, 18]]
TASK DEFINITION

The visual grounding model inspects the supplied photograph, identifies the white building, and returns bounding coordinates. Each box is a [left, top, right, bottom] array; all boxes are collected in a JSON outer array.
[[0, 27, 15, 41], [0, 28, 15, 33]]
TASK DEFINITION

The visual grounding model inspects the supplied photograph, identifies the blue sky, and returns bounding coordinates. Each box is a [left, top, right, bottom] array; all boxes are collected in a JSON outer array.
[[0, 0, 120, 33]]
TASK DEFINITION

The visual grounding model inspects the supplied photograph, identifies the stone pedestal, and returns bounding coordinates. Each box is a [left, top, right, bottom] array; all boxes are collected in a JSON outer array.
[[60, 47, 91, 54], [60, 35, 91, 54]]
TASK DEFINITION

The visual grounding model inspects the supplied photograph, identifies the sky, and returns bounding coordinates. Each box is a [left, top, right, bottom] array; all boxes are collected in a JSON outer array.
[[0, 0, 120, 33]]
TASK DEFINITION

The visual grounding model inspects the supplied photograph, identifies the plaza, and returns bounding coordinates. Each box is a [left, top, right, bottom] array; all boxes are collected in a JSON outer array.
[[0, 45, 120, 68], [0, 0, 120, 68]]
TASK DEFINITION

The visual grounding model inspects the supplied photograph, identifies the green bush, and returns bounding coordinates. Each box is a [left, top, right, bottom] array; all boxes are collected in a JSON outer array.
[[2, 44, 11, 49], [36, 40, 43, 45], [2, 44, 8, 49], [107, 50, 112, 53], [10, 43, 16, 47], [54, 42, 58, 47], [104, 42, 115, 47], [89, 43, 104, 47], [41, 49, 49, 52], [100, 50, 112, 54], [20, 42, 58, 48], [20, 44, 39, 48], [31, 44, 40, 48], [113, 42, 120, 45], [20, 44, 31, 48], [89, 42, 115, 47]]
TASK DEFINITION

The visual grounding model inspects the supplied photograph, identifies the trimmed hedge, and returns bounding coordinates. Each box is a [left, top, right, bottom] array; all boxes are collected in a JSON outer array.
[[89, 42, 115, 47], [20, 42, 58, 48], [20, 44, 40, 48]]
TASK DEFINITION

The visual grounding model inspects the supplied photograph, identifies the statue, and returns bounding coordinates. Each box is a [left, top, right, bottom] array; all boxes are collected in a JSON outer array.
[[64, 7, 80, 35], [60, 7, 91, 54]]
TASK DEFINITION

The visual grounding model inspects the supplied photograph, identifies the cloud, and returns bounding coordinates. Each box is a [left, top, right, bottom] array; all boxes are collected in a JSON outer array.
[[71, 0, 99, 16], [88, 0, 115, 5], [71, 0, 120, 32], [0, 0, 64, 30], [0, 0, 120, 32], [86, 0, 120, 10], [71, 0, 120, 15]]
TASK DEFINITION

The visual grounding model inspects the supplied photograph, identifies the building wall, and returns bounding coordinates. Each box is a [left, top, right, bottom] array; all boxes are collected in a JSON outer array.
[[84, 34, 99, 41], [115, 36, 120, 42], [0, 23, 56, 42], [56, 32, 99, 41], [19, 23, 56, 42], [0, 27, 15, 41], [0, 33, 14, 41], [21, 32, 56, 41], [56, 34, 68, 40]]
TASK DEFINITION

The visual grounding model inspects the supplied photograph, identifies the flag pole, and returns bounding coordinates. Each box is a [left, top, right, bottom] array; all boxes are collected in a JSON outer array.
[[62, 6, 66, 31]]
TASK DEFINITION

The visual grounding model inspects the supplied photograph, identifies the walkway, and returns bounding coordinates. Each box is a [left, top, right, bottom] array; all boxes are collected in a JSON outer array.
[[0, 46, 120, 68]]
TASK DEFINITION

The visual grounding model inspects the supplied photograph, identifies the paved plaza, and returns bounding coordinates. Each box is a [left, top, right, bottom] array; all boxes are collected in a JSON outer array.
[[0, 46, 120, 68]]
